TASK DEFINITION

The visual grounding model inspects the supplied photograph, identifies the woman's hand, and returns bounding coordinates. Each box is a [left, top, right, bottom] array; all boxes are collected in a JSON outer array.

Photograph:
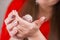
[[28, 30, 47, 40], [4, 10, 46, 40]]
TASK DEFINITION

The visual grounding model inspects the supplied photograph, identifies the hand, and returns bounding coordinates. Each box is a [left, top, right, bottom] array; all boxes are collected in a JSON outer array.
[[4, 10, 46, 39], [28, 30, 47, 40], [5, 10, 24, 40]]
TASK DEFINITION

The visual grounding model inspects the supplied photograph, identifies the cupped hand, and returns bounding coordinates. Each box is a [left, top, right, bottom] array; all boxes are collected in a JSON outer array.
[[4, 10, 46, 40]]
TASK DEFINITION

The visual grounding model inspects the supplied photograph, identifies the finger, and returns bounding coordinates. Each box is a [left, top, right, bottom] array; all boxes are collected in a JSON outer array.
[[9, 37, 19, 40], [9, 10, 31, 28], [10, 37, 23, 40], [16, 33, 23, 39], [9, 27, 18, 37], [17, 25, 29, 34], [33, 16, 46, 27], [16, 32, 26, 39], [4, 17, 15, 25], [8, 10, 17, 18], [6, 20, 19, 31], [17, 25, 28, 34], [16, 31, 23, 39], [16, 25, 27, 38], [17, 25, 24, 32], [7, 10, 18, 23], [5, 10, 26, 25], [11, 10, 21, 19], [4, 10, 16, 25]]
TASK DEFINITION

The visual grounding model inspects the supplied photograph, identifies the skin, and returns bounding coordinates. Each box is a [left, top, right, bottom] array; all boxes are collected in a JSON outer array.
[[36, 0, 59, 21], [36, 0, 59, 6], [5, 0, 59, 40], [5, 10, 46, 40]]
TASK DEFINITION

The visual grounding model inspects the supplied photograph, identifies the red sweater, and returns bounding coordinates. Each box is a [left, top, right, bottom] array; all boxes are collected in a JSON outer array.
[[1, 0, 50, 40]]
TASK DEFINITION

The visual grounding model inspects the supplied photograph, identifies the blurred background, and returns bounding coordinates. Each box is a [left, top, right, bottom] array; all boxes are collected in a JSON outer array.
[[0, 0, 12, 33]]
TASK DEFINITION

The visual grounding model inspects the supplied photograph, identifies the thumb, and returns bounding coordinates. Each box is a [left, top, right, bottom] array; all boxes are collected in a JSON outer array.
[[33, 16, 46, 28]]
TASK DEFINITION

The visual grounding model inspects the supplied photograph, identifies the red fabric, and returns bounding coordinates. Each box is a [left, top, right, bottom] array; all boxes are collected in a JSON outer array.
[[0, 34, 1, 40], [1, 0, 50, 40], [40, 20, 50, 39]]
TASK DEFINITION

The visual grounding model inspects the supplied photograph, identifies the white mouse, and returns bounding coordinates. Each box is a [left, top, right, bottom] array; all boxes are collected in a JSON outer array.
[[22, 14, 33, 23]]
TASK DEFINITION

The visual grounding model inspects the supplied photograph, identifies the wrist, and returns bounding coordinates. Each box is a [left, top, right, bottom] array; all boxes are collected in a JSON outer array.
[[28, 30, 40, 40], [27, 30, 46, 40]]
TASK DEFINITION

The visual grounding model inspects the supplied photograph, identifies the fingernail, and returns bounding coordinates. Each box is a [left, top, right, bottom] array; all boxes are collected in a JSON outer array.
[[11, 15, 16, 19], [10, 27, 18, 36], [14, 21, 19, 27]]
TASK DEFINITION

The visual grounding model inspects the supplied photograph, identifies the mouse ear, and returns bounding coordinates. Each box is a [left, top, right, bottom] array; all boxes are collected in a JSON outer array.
[[22, 14, 33, 23]]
